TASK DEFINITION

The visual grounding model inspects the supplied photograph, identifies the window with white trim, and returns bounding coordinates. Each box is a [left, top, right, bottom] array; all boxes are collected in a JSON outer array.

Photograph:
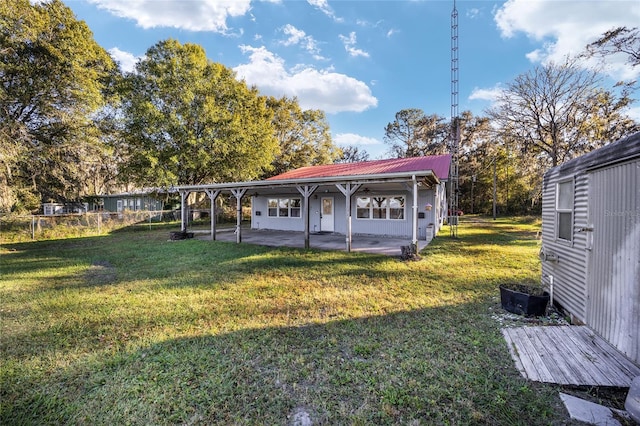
[[356, 196, 405, 220], [556, 180, 573, 241], [268, 198, 301, 218]]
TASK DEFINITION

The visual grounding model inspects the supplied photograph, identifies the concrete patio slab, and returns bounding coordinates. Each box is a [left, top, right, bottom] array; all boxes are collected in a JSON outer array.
[[193, 228, 431, 257]]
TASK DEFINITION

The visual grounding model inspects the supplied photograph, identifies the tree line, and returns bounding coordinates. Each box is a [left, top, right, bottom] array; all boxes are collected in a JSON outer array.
[[1, 0, 638, 215], [1, 0, 342, 213], [382, 32, 639, 215]]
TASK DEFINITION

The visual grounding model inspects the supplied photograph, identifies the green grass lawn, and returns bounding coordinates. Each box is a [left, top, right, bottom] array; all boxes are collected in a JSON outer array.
[[1, 217, 572, 425]]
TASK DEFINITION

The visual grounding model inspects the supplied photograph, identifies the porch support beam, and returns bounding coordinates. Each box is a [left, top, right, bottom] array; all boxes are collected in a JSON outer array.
[[296, 185, 319, 249], [412, 175, 418, 252], [335, 183, 361, 252], [230, 188, 247, 243], [204, 189, 221, 240], [180, 190, 191, 232]]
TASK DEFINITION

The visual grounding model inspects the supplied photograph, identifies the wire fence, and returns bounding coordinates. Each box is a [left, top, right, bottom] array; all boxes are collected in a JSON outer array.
[[0, 210, 181, 243], [0, 206, 251, 243]]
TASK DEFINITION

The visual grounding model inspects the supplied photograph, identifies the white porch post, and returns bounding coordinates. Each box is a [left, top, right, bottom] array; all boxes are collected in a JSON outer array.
[[412, 175, 418, 252], [205, 189, 221, 240], [180, 191, 190, 232], [230, 188, 247, 244], [336, 183, 361, 252], [296, 185, 318, 250]]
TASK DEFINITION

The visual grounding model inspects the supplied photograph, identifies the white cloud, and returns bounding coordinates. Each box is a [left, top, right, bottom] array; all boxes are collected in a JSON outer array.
[[108, 47, 138, 73], [281, 24, 306, 46], [466, 8, 480, 19], [334, 133, 381, 146], [234, 45, 377, 114], [87, 0, 251, 33], [279, 24, 324, 59], [307, 0, 343, 22], [339, 32, 370, 58], [494, 0, 640, 80], [468, 85, 503, 102]]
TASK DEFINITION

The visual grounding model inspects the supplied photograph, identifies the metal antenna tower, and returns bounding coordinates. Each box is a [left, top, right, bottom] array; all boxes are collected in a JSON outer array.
[[448, 0, 460, 238]]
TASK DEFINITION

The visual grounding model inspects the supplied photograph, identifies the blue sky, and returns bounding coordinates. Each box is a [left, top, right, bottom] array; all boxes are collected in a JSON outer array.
[[65, 0, 640, 158]]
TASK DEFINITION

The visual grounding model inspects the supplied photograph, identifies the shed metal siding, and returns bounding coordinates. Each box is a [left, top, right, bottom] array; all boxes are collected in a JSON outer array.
[[542, 132, 640, 364], [586, 159, 640, 363], [541, 170, 589, 321]]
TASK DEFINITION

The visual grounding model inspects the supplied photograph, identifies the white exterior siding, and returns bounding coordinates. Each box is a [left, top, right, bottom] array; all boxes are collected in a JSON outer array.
[[251, 196, 306, 232], [250, 182, 447, 239]]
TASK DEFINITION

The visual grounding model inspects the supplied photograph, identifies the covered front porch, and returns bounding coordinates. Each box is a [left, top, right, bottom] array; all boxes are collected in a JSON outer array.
[[176, 167, 445, 253]]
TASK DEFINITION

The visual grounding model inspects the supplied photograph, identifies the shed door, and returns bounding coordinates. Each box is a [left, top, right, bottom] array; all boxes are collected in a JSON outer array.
[[586, 159, 640, 364], [320, 197, 334, 232]]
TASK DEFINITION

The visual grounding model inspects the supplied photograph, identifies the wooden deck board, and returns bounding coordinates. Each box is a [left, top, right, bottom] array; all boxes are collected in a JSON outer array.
[[561, 327, 630, 385], [547, 327, 613, 385], [501, 326, 640, 387]]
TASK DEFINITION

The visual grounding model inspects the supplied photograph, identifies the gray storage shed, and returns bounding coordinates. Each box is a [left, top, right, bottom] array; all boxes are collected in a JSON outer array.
[[540, 132, 640, 364]]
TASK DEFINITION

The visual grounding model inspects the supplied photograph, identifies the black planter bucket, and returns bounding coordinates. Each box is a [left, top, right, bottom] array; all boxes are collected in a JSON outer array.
[[499, 285, 550, 316]]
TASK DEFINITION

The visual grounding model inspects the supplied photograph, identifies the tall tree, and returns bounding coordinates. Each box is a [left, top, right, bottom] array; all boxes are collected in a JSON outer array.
[[487, 57, 638, 167], [0, 0, 118, 212], [585, 26, 640, 68], [119, 39, 278, 188], [336, 145, 370, 163], [383, 108, 448, 158], [264, 96, 340, 177]]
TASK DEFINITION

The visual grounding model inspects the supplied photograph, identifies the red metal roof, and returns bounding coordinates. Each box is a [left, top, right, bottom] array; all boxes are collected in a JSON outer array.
[[267, 155, 451, 181]]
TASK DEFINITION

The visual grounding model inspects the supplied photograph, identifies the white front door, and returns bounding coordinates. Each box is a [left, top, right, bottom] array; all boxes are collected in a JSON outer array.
[[320, 197, 334, 232]]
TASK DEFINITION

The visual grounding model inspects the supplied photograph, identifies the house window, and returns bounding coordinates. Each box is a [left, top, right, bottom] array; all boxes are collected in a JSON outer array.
[[279, 199, 289, 217], [356, 197, 371, 218], [268, 198, 301, 218], [556, 180, 574, 241], [372, 197, 386, 219], [290, 198, 301, 218], [356, 195, 405, 220], [388, 196, 405, 219], [268, 199, 277, 217]]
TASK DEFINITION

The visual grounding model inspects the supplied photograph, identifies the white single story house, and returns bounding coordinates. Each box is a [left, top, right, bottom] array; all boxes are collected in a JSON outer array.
[[176, 155, 451, 252], [540, 132, 639, 364]]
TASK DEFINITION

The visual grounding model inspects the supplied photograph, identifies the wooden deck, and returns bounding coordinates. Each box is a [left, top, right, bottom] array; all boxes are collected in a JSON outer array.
[[502, 326, 640, 387]]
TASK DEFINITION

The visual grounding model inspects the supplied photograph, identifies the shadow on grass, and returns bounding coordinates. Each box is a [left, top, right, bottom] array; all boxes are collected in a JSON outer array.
[[2, 220, 564, 424], [2, 302, 566, 426]]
